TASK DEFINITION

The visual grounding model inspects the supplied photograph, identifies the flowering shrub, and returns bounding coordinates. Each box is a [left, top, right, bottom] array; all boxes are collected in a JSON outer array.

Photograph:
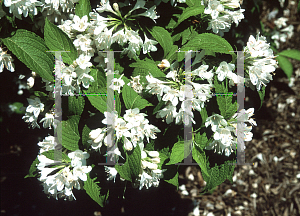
[[0, 0, 278, 206]]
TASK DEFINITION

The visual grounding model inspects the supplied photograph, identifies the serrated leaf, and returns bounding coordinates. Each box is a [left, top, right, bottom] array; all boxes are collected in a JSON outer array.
[[175, 5, 204, 28], [84, 88, 108, 114], [75, 0, 91, 20], [166, 141, 185, 165], [82, 124, 91, 150], [41, 150, 71, 162], [150, 26, 173, 57], [276, 55, 293, 80], [199, 107, 208, 127], [24, 157, 39, 178], [61, 115, 80, 151], [122, 84, 153, 110], [278, 49, 300, 61], [83, 173, 108, 207], [2, 29, 54, 81], [87, 68, 107, 94], [200, 160, 235, 194], [68, 96, 85, 116], [115, 145, 141, 182], [192, 144, 209, 177], [214, 77, 237, 119], [181, 33, 233, 54], [194, 132, 209, 149], [44, 18, 78, 66], [165, 45, 178, 63]]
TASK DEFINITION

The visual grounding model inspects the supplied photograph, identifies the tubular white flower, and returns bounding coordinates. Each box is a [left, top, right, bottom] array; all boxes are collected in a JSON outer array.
[[142, 33, 158, 54], [72, 15, 89, 32], [0, 47, 15, 73], [37, 135, 55, 154], [109, 74, 125, 94]]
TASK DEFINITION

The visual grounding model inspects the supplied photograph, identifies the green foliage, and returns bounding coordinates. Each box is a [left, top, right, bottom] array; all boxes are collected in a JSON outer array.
[[214, 77, 237, 120], [41, 150, 71, 162], [257, 86, 265, 110], [61, 115, 80, 151], [166, 141, 185, 165], [24, 157, 39, 178], [192, 143, 210, 178], [68, 96, 85, 116], [150, 26, 173, 58], [10, 102, 25, 114], [174, 5, 204, 28], [83, 172, 109, 207], [122, 84, 153, 110], [44, 18, 78, 66], [75, 0, 92, 20], [185, 0, 202, 7], [82, 124, 92, 150], [115, 144, 141, 182], [276, 50, 300, 81], [2, 29, 54, 81], [200, 160, 236, 194]]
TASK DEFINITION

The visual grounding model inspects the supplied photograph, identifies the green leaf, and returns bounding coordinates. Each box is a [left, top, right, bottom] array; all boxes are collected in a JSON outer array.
[[276, 55, 294, 80], [44, 18, 78, 66], [199, 107, 208, 127], [200, 160, 236, 194], [75, 0, 91, 20], [34, 91, 48, 98], [186, 0, 202, 7], [181, 33, 233, 54], [84, 88, 108, 114], [150, 26, 173, 57], [166, 141, 185, 165], [82, 124, 91, 150], [83, 173, 109, 207], [214, 77, 237, 119], [87, 68, 107, 93], [257, 85, 265, 110], [165, 171, 179, 189], [122, 84, 153, 110], [61, 115, 80, 151], [278, 49, 300, 61], [41, 150, 71, 162], [2, 29, 54, 82], [192, 144, 210, 177], [175, 5, 204, 28], [194, 132, 209, 149], [24, 157, 39, 179], [115, 145, 141, 182], [68, 96, 85, 116], [165, 45, 178, 63]]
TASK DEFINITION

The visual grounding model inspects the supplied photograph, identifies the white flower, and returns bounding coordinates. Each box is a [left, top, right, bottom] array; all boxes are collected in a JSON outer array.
[[220, 0, 240, 8], [40, 112, 57, 129], [157, 59, 170, 69], [26, 97, 44, 118], [102, 111, 118, 125], [72, 165, 92, 181], [274, 17, 288, 29], [127, 75, 143, 94], [75, 67, 94, 88], [109, 74, 125, 94], [215, 61, 235, 82], [142, 33, 158, 54], [76, 54, 93, 70], [72, 15, 89, 32], [138, 5, 160, 23], [68, 150, 90, 167], [213, 126, 234, 146], [104, 166, 118, 183], [37, 135, 55, 154], [61, 65, 77, 86], [123, 108, 146, 126], [4, 0, 42, 20], [129, 0, 147, 13], [124, 137, 133, 151], [22, 112, 40, 129], [281, 24, 294, 38], [0, 47, 15, 72], [156, 104, 177, 124], [205, 114, 227, 132], [207, 15, 231, 35], [204, 0, 224, 19], [112, 29, 127, 46], [73, 34, 94, 52], [96, 0, 117, 15]]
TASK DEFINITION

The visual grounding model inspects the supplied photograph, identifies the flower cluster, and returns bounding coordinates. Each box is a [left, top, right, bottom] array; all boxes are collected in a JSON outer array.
[[243, 33, 278, 91], [3, 0, 43, 20], [22, 97, 45, 129], [271, 17, 294, 49], [202, 0, 245, 36], [145, 59, 214, 125], [204, 108, 257, 156], [89, 108, 161, 153], [37, 149, 92, 200]]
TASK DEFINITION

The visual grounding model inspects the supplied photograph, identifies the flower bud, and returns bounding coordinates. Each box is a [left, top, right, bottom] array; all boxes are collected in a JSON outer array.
[[150, 157, 160, 164], [157, 59, 170, 69], [146, 150, 159, 158], [124, 137, 133, 151], [113, 3, 119, 12]]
